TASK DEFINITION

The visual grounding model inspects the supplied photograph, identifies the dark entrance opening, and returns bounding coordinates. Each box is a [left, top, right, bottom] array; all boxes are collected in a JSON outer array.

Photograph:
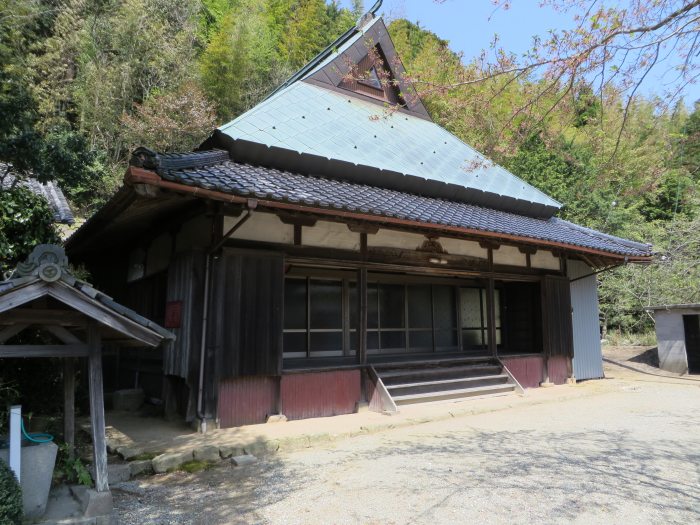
[[683, 314, 700, 374], [500, 282, 543, 355]]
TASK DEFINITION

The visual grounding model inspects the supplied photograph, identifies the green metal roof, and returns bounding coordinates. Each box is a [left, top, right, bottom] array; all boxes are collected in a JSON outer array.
[[217, 15, 562, 217]]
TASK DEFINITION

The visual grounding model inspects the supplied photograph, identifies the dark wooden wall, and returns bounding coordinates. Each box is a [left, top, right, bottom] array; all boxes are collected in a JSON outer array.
[[203, 249, 284, 419], [502, 282, 542, 354], [541, 275, 574, 357], [162, 251, 206, 420]]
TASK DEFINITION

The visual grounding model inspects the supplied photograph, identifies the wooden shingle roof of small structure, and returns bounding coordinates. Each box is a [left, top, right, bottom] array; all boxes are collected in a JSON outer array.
[[1, 164, 75, 224], [0, 245, 173, 348]]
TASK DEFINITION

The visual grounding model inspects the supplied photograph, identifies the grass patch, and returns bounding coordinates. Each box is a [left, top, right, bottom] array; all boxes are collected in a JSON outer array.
[[604, 330, 656, 347], [177, 460, 213, 474]]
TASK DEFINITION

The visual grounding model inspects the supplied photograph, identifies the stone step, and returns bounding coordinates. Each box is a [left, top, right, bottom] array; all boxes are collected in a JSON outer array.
[[386, 374, 510, 396], [392, 383, 516, 405], [379, 364, 503, 384]]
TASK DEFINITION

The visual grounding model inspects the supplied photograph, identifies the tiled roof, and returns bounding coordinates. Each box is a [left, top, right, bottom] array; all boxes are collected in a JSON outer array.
[[0, 244, 173, 342], [1, 166, 74, 224], [155, 152, 651, 258]]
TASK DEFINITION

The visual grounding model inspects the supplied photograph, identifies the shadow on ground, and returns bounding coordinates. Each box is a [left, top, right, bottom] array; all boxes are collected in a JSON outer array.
[[113, 418, 700, 524]]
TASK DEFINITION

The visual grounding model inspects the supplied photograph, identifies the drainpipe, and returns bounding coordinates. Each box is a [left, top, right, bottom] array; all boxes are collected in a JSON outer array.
[[196, 202, 256, 432]]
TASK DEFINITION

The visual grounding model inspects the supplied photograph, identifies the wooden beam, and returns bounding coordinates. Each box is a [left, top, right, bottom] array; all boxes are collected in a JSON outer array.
[[486, 278, 497, 357], [42, 325, 84, 344], [518, 246, 538, 255], [293, 224, 302, 246], [0, 309, 86, 326], [87, 324, 109, 492], [48, 282, 162, 347], [0, 345, 89, 358], [0, 324, 28, 344], [63, 358, 75, 458], [480, 240, 500, 250], [0, 281, 49, 315], [277, 212, 317, 227], [347, 223, 379, 235], [357, 267, 368, 402]]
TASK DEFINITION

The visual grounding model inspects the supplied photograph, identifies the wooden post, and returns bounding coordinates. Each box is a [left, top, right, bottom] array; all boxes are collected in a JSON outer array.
[[357, 266, 368, 401], [63, 358, 75, 459], [486, 278, 497, 357], [358, 267, 368, 365], [87, 323, 109, 492]]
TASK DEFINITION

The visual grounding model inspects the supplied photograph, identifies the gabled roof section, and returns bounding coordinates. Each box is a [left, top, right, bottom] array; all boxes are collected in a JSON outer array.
[[0, 245, 173, 346], [1, 164, 75, 224], [216, 14, 562, 218], [301, 16, 430, 118]]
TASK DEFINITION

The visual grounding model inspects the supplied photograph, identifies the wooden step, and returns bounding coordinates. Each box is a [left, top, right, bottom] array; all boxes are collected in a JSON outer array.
[[392, 383, 516, 405], [386, 374, 510, 396], [379, 364, 502, 384], [372, 356, 497, 371]]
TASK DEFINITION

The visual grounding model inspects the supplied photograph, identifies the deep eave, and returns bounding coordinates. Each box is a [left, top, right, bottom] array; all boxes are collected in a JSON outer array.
[[100, 163, 652, 263]]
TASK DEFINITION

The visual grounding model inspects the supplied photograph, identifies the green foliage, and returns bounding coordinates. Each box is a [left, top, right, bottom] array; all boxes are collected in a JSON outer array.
[[0, 458, 22, 525], [54, 443, 93, 487], [0, 186, 59, 276]]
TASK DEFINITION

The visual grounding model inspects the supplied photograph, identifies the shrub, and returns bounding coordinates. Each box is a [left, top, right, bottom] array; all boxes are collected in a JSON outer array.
[[0, 459, 22, 524]]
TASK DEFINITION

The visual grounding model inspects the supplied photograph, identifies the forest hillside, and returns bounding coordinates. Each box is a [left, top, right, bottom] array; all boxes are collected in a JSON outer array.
[[1, 0, 698, 336]]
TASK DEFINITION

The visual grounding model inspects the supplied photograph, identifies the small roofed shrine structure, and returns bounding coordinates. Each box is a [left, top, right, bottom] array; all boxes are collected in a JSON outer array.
[[0, 245, 172, 495], [65, 4, 652, 430]]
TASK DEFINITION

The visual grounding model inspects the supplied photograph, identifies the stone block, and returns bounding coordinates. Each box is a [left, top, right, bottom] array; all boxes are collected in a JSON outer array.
[[129, 459, 153, 477], [70, 486, 113, 518], [219, 445, 244, 459], [193, 445, 220, 462], [0, 441, 58, 520], [115, 445, 144, 461], [266, 414, 288, 423], [231, 454, 257, 466], [90, 463, 131, 485], [112, 388, 145, 412], [152, 450, 193, 473]]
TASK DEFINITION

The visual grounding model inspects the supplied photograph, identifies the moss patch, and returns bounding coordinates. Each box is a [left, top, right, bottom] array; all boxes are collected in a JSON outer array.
[[177, 460, 213, 474]]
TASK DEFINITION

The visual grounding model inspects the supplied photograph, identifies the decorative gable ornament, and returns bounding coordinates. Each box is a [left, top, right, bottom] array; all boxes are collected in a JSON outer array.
[[11, 244, 70, 282]]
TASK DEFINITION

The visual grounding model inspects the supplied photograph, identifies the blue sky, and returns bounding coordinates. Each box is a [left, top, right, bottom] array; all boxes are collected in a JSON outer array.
[[340, 0, 700, 106]]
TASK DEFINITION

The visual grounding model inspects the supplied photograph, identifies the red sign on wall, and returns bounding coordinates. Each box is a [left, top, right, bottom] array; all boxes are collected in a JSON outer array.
[[164, 300, 183, 329]]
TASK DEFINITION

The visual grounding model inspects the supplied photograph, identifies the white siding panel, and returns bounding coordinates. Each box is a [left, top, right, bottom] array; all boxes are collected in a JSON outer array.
[[303, 221, 360, 250], [493, 245, 527, 267], [226, 212, 293, 244], [439, 238, 488, 259], [531, 249, 560, 270], [569, 260, 604, 380], [367, 229, 425, 250]]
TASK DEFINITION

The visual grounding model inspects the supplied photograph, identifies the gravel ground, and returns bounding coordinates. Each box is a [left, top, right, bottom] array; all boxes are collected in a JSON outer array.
[[113, 360, 700, 525]]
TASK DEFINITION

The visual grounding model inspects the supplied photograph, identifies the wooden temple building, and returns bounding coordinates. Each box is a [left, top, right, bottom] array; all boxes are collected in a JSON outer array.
[[65, 10, 652, 429]]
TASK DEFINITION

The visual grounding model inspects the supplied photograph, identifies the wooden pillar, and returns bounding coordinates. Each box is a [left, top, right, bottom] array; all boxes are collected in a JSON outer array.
[[87, 324, 109, 492], [63, 358, 75, 459], [357, 266, 368, 401], [486, 278, 497, 357]]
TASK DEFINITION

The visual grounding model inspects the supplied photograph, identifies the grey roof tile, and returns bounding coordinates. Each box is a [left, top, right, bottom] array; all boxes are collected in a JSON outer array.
[[156, 154, 651, 258], [1, 166, 74, 224]]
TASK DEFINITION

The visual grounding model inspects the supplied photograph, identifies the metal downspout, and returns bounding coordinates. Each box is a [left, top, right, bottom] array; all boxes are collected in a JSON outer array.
[[196, 206, 254, 432]]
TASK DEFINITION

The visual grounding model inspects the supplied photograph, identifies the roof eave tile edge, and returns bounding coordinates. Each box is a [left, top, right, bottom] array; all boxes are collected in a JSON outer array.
[[125, 165, 652, 262]]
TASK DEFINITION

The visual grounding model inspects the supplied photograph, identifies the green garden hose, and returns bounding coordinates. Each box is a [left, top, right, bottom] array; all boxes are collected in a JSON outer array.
[[20, 418, 53, 443]]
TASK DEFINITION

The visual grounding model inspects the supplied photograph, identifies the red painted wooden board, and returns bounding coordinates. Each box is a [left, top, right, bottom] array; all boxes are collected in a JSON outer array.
[[548, 356, 569, 385], [281, 370, 361, 420], [218, 376, 278, 428], [501, 356, 543, 388]]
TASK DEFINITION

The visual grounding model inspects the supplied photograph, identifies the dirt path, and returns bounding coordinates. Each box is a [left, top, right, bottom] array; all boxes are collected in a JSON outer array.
[[113, 361, 700, 525]]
